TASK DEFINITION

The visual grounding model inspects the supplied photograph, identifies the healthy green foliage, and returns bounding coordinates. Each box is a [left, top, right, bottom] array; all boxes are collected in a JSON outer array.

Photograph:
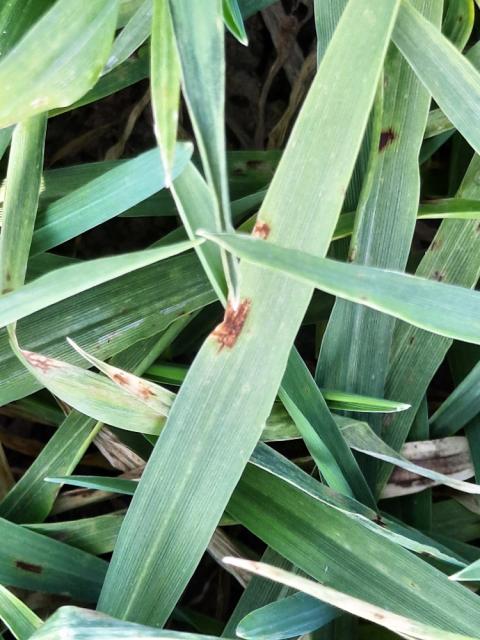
[[0, 0, 119, 126]]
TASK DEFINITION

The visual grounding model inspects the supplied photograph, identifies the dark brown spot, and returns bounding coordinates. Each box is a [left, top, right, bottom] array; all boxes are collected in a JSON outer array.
[[476, 222, 480, 234], [211, 299, 251, 351], [2, 287, 13, 294], [379, 128, 396, 151], [138, 384, 155, 400], [5, 271, 11, 283], [253, 221, 271, 240], [373, 612, 384, 621], [24, 351, 59, 374], [112, 372, 129, 385], [408, 334, 415, 345], [16, 560, 42, 574], [347, 248, 356, 263], [432, 270, 444, 282], [430, 239, 442, 251], [373, 514, 386, 528]]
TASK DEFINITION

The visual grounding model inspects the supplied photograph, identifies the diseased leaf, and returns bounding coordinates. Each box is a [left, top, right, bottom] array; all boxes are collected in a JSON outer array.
[[98, 1, 399, 624], [205, 231, 480, 345]]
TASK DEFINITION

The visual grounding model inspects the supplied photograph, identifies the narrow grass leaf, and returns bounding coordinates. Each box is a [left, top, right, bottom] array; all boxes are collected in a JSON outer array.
[[0, 585, 42, 640], [171, 161, 227, 302], [0, 240, 196, 329], [341, 421, 480, 496], [0, 413, 99, 523], [226, 558, 477, 640], [98, 0, 399, 625], [0, 0, 119, 127], [151, 0, 180, 184], [0, 115, 46, 292], [147, 362, 409, 413], [67, 339, 174, 415], [442, 0, 474, 50], [26, 512, 125, 556], [169, 0, 238, 298], [393, 0, 480, 156], [8, 339, 169, 435], [31, 145, 192, 255], [30, 607, 234, 640], [47, 457, 464, 568], [227, 453, 480, 636], [224, 0, 248, 45], [450, 557, 480, 582], [0, 252, 214, 406], [316, 0, 442, 493], [280, 348, 374, 504], [430, 360, 480, 438], [45, 476, 138, 496], [0, 518, 107, 600], [103, 0, 151, 74], [50, 52, 150, 118], [236, 592, 338, 640], [250, 443, 466, 567], [206, 231, 480, 344], [376, 157, 480, 493]]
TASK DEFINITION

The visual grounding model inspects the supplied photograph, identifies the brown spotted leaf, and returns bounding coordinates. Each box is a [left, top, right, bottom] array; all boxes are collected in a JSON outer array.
[[224, 559, 476, 640], [67, 338, 174, 415], [9, 334, 166, 435]]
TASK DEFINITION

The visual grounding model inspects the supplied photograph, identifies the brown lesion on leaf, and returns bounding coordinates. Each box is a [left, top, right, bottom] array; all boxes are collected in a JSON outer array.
[[23, 351, 60, 374], [112, 372, 129, 385], [253, 221, 271, 240], [430, 238, 442, 251], [211, 299, 251, 351], [379, 128, 396, 151], [112, 372, 156, 401], [432, 270, 445, 282], [476, 222, 480, 234], [137, 383, 155, 401], [408, 334, 415, 345], [16, 560, 42, 574]]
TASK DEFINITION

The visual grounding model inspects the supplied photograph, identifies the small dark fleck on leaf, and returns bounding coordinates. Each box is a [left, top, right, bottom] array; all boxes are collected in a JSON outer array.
[[408, 335, 415, 345], [383, 414, 395, 428], [16, 560, 42, 574], [211, 299, 251, 351], [432, 270, 444, 282], [373, 514, 386, 528], [379, 128, 396, 151]]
